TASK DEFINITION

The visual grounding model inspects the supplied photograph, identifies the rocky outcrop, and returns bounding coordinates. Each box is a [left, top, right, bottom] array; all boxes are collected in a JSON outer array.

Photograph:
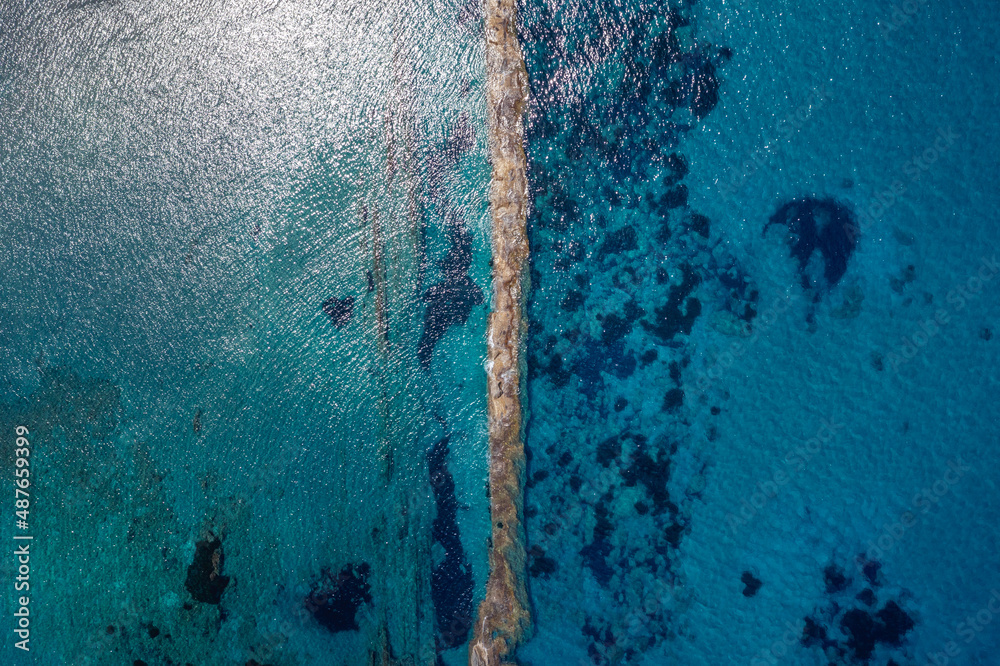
[[184, 537, 230, 605], [304, 563, 373, 633], [468, 0, 532, 663]]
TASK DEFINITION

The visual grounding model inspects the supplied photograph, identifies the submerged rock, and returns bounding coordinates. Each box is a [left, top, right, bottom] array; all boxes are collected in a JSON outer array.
[[184, 537, 230, 605], [621, 443, 675, 516], [802, 557, 915, 663], [572, 339, 636, 399], [580, 499, 616, 587], [688, 60, 720, 120], [765, 197, 857, 291], [824, 564, 850, 593], [741, 571, 762, 597], [322, 296, 355, 328], [426, 436, 474, 649], [641, 263, 702, 342], [305, 563, 372, 633], [598, 226, 638, 258]]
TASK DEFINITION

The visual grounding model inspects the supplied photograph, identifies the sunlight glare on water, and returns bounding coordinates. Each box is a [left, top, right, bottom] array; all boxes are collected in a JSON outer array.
[[0, 0, 492, 664]]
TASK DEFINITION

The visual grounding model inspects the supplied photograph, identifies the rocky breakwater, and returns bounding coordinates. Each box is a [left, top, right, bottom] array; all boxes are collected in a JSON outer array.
[[468, 0, 532, 664]]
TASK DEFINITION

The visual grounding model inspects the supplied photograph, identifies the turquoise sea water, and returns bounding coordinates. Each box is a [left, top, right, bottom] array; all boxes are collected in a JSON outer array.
[[516, 0, 999, 665], [1, 1, 491, 663], [2, 0, 999, 665]]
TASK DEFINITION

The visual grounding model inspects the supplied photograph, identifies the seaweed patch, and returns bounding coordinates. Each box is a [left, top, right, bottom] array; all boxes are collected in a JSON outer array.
[[427, 436, 474, 650], [304, 563, 373, 633], [765, 197, 858, 293], [417, 212, 484, 369]]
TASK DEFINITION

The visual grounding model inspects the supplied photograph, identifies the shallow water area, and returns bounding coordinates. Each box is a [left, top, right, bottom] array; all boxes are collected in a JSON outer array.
[[0, 0, 998, 664], [0, 0, 493, 664]]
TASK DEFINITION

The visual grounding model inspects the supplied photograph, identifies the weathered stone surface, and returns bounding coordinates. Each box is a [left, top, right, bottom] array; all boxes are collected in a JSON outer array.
[[468, 0, 532, 664]]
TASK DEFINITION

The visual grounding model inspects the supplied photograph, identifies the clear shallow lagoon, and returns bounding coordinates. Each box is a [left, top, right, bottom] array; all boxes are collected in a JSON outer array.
[[1, 0, 998, 665]]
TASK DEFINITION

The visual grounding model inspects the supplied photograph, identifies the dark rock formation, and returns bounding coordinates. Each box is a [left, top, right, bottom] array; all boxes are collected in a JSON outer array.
[[714, 257, 759, 325], [642, 264, 702, 342], [741, 571, 762, 597], [765, 197, 857, 291], [663, 388, 684, 411], [572, 339, 636, 399], [687, 59, 720, 120], [824, 564, 850, 593], [663, 153, 689, 187], [839, 608, 881, 661], [562, 289, 585, 312], [417, 214, 484, 368], [598, 226, 638, 258], [601, 313, 632, 344], [659, 184, 688, 210], [184, 537, 230, 605], [427, 436, 474, 649], [801, 557, 915, 663], [580, 497, 616, 587], [528, 545, 557, 578], [801, 616, 830, 649], [688, 212, 710, 238], [305, 563, 372, 633], [596, 436, 621, 467], [322, 296, 355, 328], [621, 442, 675, 516]]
